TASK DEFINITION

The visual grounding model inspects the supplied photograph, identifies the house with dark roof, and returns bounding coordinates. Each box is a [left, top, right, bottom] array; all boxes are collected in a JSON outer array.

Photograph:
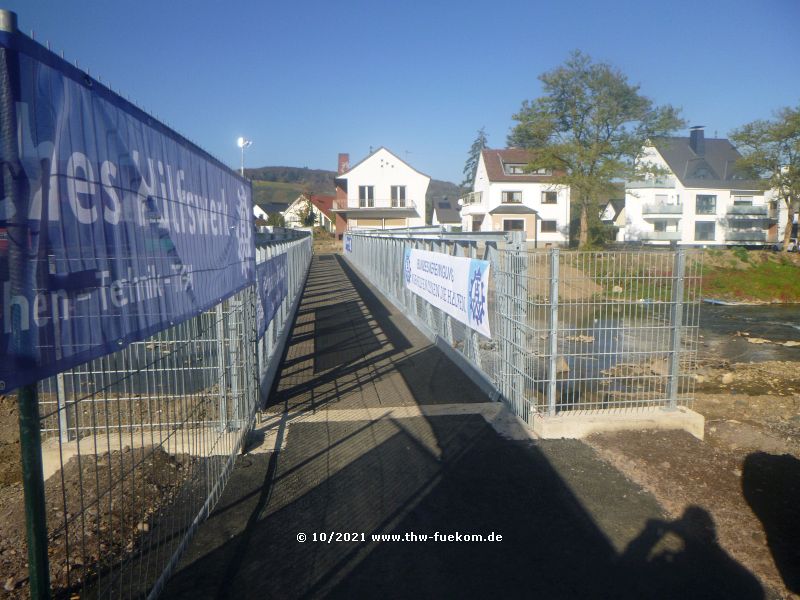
[[331, 147, 429, 238], [460, 148, 570, 245], [600, 199, 626, 227], [621, 127, 783, 246], [431, 198, 461, 229]]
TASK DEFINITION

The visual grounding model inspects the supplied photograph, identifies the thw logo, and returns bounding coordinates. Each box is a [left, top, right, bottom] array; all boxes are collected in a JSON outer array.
[[469, 266, 486, 325]]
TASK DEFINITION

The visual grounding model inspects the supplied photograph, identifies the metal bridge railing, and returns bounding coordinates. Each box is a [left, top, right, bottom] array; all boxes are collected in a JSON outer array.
[[13, 233, 311, 600], [344, 228, 701, 425]]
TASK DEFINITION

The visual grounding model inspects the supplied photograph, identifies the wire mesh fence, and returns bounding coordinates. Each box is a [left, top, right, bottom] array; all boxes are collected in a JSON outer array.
[[0, 15, 315, 598], [344, 229, 702, 426], [9, 233, 311, 599]]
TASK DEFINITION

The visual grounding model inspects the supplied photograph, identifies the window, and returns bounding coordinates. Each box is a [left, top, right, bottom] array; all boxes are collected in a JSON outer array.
[[540, 220, 557, 233], [695, 221, 716, 241], [501, 191, 522, 203], [391, 185, 406, 207], [358, 185, 374, 207], [541, 191, 558, 204], [503, 219, 525, 231], [733, 195, 753, 206], [505, 164, 525, 174], [472, 216, 484, 232], [653, 220, 667, 232], [533, 167, 552, 175], [655, 194, 669, 205], [695, 195, 716, 215]]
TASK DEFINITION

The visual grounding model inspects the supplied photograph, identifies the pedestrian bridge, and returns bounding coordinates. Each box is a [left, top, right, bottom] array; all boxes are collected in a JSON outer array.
[[156, 245, 755, 600]]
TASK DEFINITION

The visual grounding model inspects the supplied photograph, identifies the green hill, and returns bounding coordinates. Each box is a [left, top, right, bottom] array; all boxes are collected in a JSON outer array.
[[251, 180, 308, 206], [246, 165, 461, 223]]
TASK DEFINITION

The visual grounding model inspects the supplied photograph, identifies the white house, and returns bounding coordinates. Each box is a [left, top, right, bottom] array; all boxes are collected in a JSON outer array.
[[460, 148, 570, 245], [283, 194, 334, 231], [253, 204, 269, 222], [431, 197, 462, 230], [332, 148, 430, 236], [600, 199, 626, 228], [620, 127, 784, 246]]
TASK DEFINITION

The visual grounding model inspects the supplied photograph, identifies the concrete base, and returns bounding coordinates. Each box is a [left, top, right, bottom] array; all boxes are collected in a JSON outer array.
[[531, 407, 705, 441]]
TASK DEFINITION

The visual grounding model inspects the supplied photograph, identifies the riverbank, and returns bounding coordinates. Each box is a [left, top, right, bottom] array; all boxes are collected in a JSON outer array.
[[589, 359, 800, 599], [697, 249, 800, 304]]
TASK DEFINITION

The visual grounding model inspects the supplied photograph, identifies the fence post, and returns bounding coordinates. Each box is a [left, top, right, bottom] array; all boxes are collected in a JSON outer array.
[[229, 297, 241, 429], [2, 10, 51, 598], [499, 239, 514, 407], [215, 303, 228, 431], [667, 249, 686, 409], [547, 248, 560, 416], [509, 232, 528, 420]]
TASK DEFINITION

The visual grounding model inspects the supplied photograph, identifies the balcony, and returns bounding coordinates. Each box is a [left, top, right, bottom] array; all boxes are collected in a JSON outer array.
[[726, 230, 767, 242], [461, 191, 483, 206], [640, 231, 682, 242], [626, 176, 677, 189], [726, 205, 768, 216], [642, 203, 683, 216], [332, 198, 419, 218]]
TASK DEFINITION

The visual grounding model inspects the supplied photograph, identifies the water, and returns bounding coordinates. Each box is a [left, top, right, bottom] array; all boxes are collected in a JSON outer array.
[[698, 304, 800, 363]]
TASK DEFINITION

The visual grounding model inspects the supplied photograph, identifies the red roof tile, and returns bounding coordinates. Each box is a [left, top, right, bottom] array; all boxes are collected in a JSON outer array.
[[310, 195, 335, 219]]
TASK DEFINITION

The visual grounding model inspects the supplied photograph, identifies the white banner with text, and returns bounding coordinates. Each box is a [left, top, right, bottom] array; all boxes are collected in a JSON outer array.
[[403, 248, 491, 338]]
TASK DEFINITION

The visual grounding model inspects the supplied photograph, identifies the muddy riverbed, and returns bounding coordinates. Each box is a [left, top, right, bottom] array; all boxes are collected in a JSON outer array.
[[699, 304, 800, 362]]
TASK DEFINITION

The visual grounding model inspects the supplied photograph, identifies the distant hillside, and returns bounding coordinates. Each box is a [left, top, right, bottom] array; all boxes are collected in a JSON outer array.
[[246, 166, 335, 202], [251, 180, 308, 206], [245, 165, 461, 222]]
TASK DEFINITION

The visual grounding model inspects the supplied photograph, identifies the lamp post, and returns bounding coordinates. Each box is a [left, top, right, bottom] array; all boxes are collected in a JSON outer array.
[[237, 136, 252, 176]]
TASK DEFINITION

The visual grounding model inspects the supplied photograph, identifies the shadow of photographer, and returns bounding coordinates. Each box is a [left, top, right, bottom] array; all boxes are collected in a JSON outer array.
[[618, 506, 763, 599]]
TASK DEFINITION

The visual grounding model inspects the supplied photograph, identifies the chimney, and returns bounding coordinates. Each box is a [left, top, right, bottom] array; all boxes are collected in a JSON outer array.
[[689, 126, 705, 155], [338, 153, 350, 174]]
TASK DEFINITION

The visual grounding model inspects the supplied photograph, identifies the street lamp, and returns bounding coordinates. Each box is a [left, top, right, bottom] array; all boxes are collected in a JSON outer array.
[[237, 136, 252, 176]]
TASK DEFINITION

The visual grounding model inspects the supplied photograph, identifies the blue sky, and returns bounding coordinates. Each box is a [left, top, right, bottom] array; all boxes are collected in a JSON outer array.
[[5, 0, 800, 184]]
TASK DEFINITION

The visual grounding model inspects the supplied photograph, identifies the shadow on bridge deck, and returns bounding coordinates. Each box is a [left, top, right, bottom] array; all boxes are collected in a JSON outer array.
[[162, 252, 764, 600]]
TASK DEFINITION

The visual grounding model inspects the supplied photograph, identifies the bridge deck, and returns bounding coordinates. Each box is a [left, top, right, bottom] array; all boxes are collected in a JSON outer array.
[[162, 251, 761, 599]]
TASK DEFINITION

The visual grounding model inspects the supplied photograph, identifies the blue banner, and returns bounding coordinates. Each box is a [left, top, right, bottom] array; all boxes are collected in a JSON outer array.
[[255, 255, 287, 339], [0, 33, 255, 392]]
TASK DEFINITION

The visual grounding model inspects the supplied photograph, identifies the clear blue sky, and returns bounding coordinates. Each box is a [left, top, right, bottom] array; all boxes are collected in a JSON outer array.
[[5, 0, 800, 184]]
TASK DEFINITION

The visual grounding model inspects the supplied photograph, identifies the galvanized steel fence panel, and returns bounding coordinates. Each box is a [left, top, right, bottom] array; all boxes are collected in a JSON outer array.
[[345, 229, 701, 425], [21, 233, 310, 599]]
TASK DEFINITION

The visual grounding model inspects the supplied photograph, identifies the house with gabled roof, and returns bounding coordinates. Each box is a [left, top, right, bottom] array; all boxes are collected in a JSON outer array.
[[621, 126, 783, 246], [600, 199, 626, 227], [310, 195, 335, 233], [431, 197, 461, 229], [331, 147, 429, 238], [460, 148, 570, 245]]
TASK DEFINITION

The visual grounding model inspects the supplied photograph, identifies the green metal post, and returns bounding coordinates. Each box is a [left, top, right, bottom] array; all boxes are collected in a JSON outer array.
[[18, 385, 51, 600], [1, 10, 52, 598]]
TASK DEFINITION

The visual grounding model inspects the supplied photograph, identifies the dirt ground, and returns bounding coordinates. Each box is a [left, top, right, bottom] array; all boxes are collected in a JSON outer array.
[[0, 392, 191, 598], [588, 359, 800, 599]]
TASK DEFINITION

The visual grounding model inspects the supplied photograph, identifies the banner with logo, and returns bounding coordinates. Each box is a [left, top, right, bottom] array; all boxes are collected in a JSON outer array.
[[0, 32, 255, 392], [344, 233, 352, 253], [403, 248, 491, 338], [255, 255, 287, 339]]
